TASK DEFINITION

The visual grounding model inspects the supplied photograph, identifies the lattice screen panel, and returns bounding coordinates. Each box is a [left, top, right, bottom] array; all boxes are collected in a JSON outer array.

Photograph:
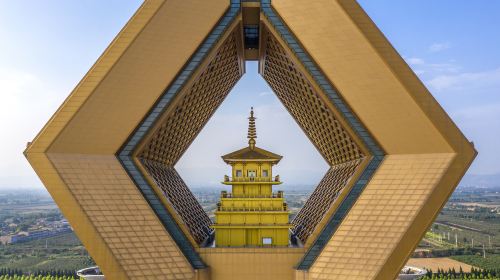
[[140, 31, 242, 165], [262, 30, 366, 243], [291, 159, 362, 243], [262, 32, 363, 166], [142, 159, 213, 244], [136, 31, 243, 245]]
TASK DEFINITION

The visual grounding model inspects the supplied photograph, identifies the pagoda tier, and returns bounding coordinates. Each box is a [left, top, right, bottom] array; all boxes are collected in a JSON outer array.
[[212, 108, 291, 247]]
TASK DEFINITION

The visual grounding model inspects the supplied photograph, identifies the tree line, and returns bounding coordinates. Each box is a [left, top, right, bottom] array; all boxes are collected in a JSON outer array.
[[422, 267, 500, 279], [0, 268, 77, 279]]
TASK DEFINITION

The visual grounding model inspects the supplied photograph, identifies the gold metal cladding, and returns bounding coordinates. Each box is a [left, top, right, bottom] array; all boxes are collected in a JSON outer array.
[[269, 0, 477, 278], [138, 30, 244, 166], [141, 160, 213, 245], [48, 154, 195, 279], [261, 29, 364, 166], [136, 27, 244, 246], [47, 0, 231, 155], [292, 159, 362, 243], [259, 24, 368, 246], [24, 0, 476, 279], [25, 0, 232, 278]]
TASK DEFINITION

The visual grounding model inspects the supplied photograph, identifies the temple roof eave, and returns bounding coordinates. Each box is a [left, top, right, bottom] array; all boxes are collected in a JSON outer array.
[[222, 158, 281, 163], [221, 146, 282, 163]]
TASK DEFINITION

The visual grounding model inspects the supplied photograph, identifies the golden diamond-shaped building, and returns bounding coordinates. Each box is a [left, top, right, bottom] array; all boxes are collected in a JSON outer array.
[[25, 1, 476, 279]]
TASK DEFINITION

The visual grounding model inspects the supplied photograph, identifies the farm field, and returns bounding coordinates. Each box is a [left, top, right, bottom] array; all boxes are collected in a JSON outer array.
[[0, 232, 93, 272], [406, 186, 500, 279], [0, 186, 498, 278], [451, 255, 500, 271]]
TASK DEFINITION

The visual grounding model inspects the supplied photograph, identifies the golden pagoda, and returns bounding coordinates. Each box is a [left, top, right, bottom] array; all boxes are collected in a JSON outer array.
[[212, 108, 291, 247]]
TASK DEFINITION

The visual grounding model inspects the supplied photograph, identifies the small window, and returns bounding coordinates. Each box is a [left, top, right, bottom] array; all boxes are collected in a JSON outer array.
[[248, 170, 256, 177], [262, 237, 272, 245], [236, 170, 242, 177], [262, 170, 268, 177]]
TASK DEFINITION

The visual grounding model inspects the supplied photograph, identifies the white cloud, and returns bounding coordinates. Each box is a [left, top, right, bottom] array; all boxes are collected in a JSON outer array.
[[406, 57, 425, 65], [427, 67, 500, 92], [429, 42, 451, 53], [258, 91, 272, 97], [406, 57, 461, 76], [425, 62, 461, 74]]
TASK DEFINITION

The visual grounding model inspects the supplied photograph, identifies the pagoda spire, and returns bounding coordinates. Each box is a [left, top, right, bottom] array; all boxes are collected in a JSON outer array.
[[247, 107, 257, 149]]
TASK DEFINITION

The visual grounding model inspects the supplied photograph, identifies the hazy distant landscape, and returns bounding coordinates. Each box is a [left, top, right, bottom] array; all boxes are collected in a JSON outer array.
[[411, 185, 500, 276], [0, 189, 93, 277], [0, 183, 498, 278]]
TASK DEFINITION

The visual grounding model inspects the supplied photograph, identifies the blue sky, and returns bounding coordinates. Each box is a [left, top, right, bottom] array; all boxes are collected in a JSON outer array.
[[0, 1, 498, 189]]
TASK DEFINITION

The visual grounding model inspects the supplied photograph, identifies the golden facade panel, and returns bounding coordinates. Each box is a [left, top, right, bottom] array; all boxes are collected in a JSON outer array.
[[271, 0, 455, 155], [48, 0, 230, 155], [25, 1, 476, 279], [308, 154, 454, 280], [27, 0, 164, 155], [48, 154, 194, 279]]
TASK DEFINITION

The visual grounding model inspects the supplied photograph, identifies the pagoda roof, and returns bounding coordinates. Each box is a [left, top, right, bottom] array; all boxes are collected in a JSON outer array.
[[222, 146, 282, 163]]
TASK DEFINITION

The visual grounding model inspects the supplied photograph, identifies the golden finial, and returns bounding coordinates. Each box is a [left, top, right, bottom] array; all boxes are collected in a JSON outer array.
[[248, 107, 256, 149]]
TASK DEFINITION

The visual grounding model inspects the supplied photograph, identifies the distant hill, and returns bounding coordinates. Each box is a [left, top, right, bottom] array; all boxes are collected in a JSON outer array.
[[460, 173, 500, 189]]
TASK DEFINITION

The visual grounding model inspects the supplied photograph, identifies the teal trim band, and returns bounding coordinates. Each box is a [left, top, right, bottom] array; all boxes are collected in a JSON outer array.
[[260, 0, 385, 270], [118, 1, 241, 269]]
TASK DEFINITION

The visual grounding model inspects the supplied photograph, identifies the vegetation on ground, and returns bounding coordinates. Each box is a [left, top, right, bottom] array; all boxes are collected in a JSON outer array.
[[412, 186, 500, 279], [0, 233, 94, 272], [0, 276, 77, 280], [451, 255, 500, 271], [422, 267, 500, 279], [0, 267, 78, 279]]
